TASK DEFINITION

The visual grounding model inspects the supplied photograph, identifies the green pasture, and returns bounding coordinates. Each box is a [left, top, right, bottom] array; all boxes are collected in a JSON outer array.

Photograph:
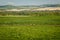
[[0, 11, 60, 40], [0, 25, 60, 40], [0, 15, 60, 25]]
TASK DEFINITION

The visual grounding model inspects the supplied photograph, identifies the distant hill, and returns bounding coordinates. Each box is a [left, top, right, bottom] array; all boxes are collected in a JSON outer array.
[[40, 4, 60, 7], [0, 5, 18, 9], [0, 5, 41, 9], [0, 4, 60, 9]]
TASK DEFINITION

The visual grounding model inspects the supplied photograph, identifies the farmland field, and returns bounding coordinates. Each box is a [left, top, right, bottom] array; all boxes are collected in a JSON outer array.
[[0, 11, 60, 40]]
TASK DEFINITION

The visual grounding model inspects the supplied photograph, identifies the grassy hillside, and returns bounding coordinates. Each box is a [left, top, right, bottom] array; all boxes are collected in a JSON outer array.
[[0, 11, 60, 40]]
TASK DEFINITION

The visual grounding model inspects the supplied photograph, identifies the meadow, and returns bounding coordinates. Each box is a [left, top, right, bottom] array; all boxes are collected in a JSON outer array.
[[0, 11, 60, 40]]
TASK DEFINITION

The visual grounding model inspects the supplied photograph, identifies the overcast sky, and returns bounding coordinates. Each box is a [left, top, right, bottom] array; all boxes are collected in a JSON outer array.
[[0, 0, 60, 5]]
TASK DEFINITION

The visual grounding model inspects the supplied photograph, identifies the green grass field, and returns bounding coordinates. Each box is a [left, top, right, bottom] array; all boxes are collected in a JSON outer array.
[[0, 25, 60, 40], [0, 11, 60, 40]]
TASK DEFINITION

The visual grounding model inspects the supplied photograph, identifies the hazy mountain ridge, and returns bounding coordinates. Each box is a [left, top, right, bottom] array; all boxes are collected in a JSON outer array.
[[40, 4, 60, 7], [0, 4, 60, 9]]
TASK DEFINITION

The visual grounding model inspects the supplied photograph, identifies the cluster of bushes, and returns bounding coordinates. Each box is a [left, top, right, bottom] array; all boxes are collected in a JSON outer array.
[[0, 10, 60, 16]]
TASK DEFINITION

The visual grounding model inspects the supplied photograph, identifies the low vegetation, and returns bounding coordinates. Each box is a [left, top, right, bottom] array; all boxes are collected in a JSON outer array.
[[0, 10, 60, 40]]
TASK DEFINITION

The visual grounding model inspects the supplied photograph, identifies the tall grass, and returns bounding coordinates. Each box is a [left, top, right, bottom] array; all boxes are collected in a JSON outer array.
[[0, 11, 60, 40], [0, 25, 60, 40]]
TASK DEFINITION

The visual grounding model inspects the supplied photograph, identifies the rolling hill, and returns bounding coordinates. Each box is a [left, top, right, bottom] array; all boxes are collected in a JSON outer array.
[[0, 4, 60, 9]]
